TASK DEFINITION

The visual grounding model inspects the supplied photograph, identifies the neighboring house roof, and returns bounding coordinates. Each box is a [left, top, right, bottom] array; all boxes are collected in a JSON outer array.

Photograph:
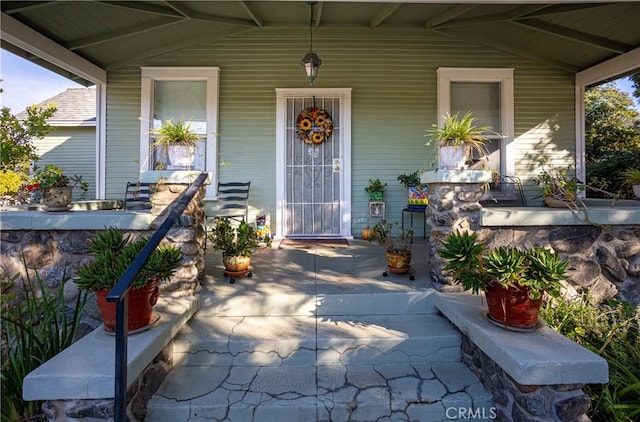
[[16, 87, 96, 127]]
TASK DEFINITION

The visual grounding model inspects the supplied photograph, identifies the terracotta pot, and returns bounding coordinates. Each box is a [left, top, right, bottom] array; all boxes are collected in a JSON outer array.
[[42, 186, 73, 209], [543, 196, 575, 208], [485, 282, 542, 330], [223, 253, 251, 276], [96, 280, 159, 333], [361, 227, 374, 240], [386, 251, 411, 274]]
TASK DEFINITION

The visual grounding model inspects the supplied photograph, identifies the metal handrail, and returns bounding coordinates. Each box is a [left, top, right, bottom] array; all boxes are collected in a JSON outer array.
[[106, 172, 208, 421]]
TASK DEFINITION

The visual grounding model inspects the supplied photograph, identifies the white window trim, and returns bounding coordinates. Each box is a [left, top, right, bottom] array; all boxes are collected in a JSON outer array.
[[575, 47, 640, 184], [139, 67, 220, 199], [437, 67, 515, 177]]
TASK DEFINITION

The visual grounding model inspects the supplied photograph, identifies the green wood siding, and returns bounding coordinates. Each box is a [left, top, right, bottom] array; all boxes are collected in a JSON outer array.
[[106, 32, 575, 235], [36, 127, 97, 201]]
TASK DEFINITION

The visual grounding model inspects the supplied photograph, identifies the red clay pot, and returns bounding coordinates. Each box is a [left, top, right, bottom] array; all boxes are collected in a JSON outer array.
[[96, 280, 159, 333], [386, 251, 412, 274], [485, 282, 542, 330]]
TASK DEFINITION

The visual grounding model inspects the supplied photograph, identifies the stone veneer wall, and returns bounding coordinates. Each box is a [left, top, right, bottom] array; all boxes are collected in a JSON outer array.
[[41, 342, 173, 421], [425, 181, 639, 422], [461, 336, 591, 422], [0, 183, 206, 333], [1, 183, 205, 420]]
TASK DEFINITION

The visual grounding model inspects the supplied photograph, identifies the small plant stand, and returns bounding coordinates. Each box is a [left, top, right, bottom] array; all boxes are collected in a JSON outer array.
[[224, 267, 252, 284], [368, 201, 385, 227], [382, 265, 415, 280]]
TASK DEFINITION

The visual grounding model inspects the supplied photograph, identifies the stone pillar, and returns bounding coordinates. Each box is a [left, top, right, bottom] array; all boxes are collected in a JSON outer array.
[[421, 170, 492, 288], [150, 182, 206, 294]]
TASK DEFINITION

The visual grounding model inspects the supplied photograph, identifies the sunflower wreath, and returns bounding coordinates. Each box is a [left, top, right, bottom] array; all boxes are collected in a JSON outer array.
[[296, 107, 334, 144]]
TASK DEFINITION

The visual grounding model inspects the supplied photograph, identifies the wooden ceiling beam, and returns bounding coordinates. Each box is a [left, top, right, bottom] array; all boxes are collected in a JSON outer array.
[[425, 5, 476, 29], [67, 18, 179, 50], [370, 4, 402, 29], [513, 19, 632, 54]]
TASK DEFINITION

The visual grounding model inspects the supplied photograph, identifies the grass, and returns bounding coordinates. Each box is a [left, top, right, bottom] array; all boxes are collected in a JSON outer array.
[[540, 295, 640, 422], [1, 268, 88, 422]]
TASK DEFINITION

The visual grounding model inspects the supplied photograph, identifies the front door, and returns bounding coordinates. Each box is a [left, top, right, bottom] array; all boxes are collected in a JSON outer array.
[[275, 88, 352, 238]]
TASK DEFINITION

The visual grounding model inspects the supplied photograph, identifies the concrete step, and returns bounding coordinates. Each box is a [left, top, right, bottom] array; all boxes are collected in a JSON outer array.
[[173, 313, 461, 367], [146, 361, 494, 422], [146, 291, 494, 421]]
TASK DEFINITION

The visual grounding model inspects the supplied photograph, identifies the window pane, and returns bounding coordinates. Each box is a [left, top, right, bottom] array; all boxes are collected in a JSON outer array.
[[451, 82, 500, 131], [150, 81, 206, 171]]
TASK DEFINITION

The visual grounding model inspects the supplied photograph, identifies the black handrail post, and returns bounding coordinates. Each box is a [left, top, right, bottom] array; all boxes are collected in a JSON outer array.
[[113, 295, 128, 421], [106, 172, 207, 422]]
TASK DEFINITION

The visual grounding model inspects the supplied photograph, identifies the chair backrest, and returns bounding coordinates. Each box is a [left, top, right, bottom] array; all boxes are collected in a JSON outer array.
[[123, 181, 153, 210], [216, 181, 250, 221]]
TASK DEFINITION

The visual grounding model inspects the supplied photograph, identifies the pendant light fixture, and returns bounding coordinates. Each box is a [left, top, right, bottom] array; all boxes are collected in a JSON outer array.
[[301, 2, 321, 86]]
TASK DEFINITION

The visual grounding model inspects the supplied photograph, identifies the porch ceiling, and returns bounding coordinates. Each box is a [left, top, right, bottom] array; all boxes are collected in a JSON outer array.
[[1, 1, 639, 85]]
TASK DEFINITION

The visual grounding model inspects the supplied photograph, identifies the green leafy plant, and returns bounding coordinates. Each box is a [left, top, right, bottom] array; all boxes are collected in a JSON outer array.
[[370, 219, 413, 256], [621, 168, 640, 186], [397, 171, 422, 189], [1, 268, 88, 421], [207, 217, 272, 256], [74, 227, 183, 291], [534, 158, 583, 203], [151, 118, 201, 147], [28, 163, 88, 192], [439, 230, 568, 299], [424, 111, 494, 158], [541, 296, 640, 421], [364, 178, 387, 194]]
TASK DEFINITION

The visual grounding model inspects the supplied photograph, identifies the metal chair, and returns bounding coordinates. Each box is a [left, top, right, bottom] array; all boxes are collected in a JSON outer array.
[[123, 181, 153, 210], [481, 174, 527, 207], [205, 182, 251, 248], [215, 181, 251, 222]]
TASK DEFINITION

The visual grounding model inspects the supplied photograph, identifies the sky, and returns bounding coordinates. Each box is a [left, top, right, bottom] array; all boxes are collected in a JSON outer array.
[[1, 48, 638, 113]]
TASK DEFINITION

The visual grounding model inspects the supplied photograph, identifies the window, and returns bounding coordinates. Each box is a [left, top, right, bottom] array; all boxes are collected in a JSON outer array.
[[139, 67, 219, 198], [437, 68, 514, 179]]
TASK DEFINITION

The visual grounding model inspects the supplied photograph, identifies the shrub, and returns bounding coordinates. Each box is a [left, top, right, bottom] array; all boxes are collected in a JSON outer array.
[[540, 296, 640, 421], [1, 268, 88, 421]]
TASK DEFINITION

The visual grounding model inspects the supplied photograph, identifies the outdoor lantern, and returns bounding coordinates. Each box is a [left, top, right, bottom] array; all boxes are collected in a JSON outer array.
[[301, 2, 322, 86]]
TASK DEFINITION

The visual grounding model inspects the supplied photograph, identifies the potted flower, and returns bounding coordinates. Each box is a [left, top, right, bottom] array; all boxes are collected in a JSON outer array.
[[534, 159, 583, 207], [425, 111, 493, 170], [29, 164, 88, 210], [364, 178, 387, 201], [370, 220, 415, 279], [439, 230, 568, 330], [151, 118, 201, 167], [621, 168, 640, 199], [207, 217, 272, 283], [74, 227, 183, 333], [397, 171, 428, 208]]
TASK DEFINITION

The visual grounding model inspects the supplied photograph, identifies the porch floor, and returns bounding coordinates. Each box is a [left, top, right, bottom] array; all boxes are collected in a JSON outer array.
[[146, 239, 495, 421]]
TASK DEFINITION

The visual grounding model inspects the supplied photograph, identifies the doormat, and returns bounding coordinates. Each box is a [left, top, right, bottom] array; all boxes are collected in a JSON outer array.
[[278, 238, 350, 249]]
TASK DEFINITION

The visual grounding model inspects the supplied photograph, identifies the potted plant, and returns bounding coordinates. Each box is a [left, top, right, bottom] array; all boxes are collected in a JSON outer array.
[[397, 171, 428, 208], [151, 118, 201, 167], [621, 168, 640, 199], [370, 220, 414, 279], [364, 178, 387, 201], [439, 230, 568, 330], [425, 111, 493, 170], [75, 227, 183, 333], [534, 159, 583, 207], [28, 164, 88, 210], [207, 217, 272, 283]]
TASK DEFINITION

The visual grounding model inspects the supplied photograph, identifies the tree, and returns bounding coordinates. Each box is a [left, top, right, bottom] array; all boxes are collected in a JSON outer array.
[[0, 103, 57, 197], [585, 84, 640, 198]]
